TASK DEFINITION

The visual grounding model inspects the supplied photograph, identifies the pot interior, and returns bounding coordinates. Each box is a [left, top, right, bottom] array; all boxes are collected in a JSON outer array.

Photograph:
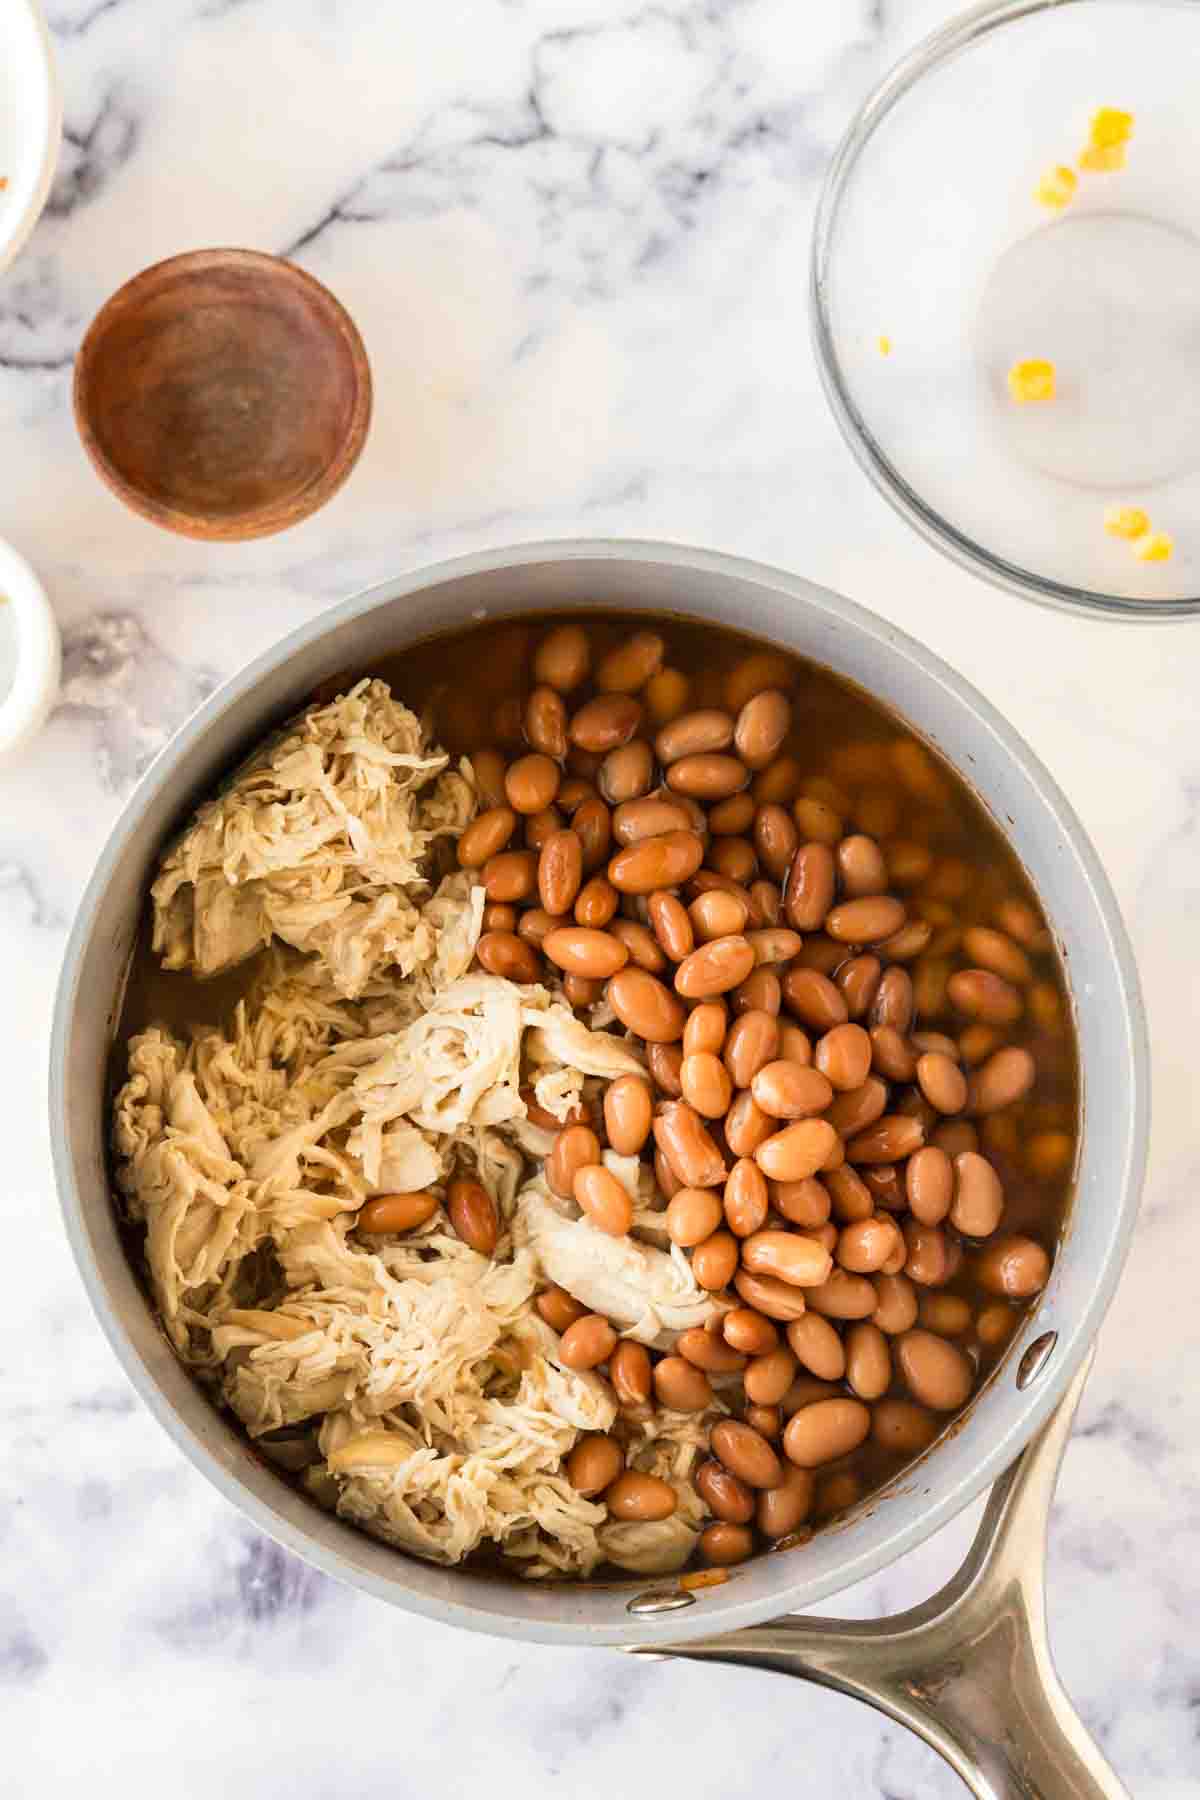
[[51, 544, 1147, 1644]]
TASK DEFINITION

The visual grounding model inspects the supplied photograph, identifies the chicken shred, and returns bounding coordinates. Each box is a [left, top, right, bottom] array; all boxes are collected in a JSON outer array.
[[151, 680, 475, 997], [113, 681, 715, 1578]]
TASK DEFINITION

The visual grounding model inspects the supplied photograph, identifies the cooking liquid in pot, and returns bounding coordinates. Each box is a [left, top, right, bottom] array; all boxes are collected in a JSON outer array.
[[116, 610, 1078, 1574]]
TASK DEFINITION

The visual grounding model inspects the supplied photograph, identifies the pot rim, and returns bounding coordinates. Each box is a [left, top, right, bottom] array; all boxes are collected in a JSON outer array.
[[49, 537, 1149, 1644]]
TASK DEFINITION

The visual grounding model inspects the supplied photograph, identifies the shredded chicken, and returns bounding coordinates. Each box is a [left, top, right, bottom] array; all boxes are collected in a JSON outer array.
[[151, 681, 475, 997], [114, 681, 716, 1579]]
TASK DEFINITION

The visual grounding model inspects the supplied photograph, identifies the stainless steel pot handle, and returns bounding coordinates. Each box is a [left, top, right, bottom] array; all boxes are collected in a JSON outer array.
[[630, 1348, 1127, 1800]]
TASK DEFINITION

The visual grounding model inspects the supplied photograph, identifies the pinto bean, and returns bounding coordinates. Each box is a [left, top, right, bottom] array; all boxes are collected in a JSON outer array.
[[655, 708, 735, 764], [675, 936, 757, 999], [609, 1340, 653, 1407], [689, 889, 749, 943], [733, 1268, 810, 1322], [683, 1000, 728, 1058], [844, 1321, 892, 1400], [815, 1022, 872, 1091], [646, 1041, 684, 1097], [906, 1145, 954, 1225], [608, 830, 705, 895], [967, 1047, 1036, 1114], [560, 1315, 618, 1369], [741, 1231, 833, 1288], [476, 931, 542, 982], [606, 1472, 677, 1521], [720, 1092, 773, 1162], [574, 1164, 635, 1237], [543, 926, 628, 980], [949, 1151, 1005, 1237], [871, 966, 914, 1033], [447, 1177, 499, 1256], [599, 741, 654, 806], [773, 1176, 833, 1228], [667, 753, 750, 801], [696, 1459, 755, 1525], [804, 1270, 878, 1320], [604, 1075, 654, 1155], [611, 795, 693, 846], [846, 1114, 925, 1165], [735, 690, 790, 768], [723, 1157, 770, 1238], [948, 968, 1023, 1025], [962, 926, 1033, 986], [654, 1355, 714, 1412], [743, 1345, 798, 1406], [783, 842, 836, 930], [757, 1464, 815, 1537], [506, 753, 560, 815], [537, 829, 584, 916], [710, 1420, 784, 1489], [595, 630, 665, 694], [483, 849, 538, 903], [902, 1219, 959, 1287], [783, 1398, 870, 1468], [896, 1329, 975, 1410], [648, 890, 694, 962], [653, 1102, 728, 1188], [546, 1124, 602, 1199], [826, 896, 906, 944], [534, 624, 590, 693], [566, 1434, 624, 1496], [837, 954, 882, 1021], [786, 1313, 846, 1381], [691, 1230, 740, 1290], [357, 1192, 438, 1234], [536, 1286, 588, 1333], [837, 1215, 903, 1274], [733, 968, 782, 1016], [754, 804, 798, 880], [974, 1234, 1050, 1298], [569, 694, 642, 753], [755, 1120, 839, 1183], [724, 1308, 780, 1356], [751, 1061, 834, 1119], [607, 967, 687, 1042], [458, 806, 517, 868]]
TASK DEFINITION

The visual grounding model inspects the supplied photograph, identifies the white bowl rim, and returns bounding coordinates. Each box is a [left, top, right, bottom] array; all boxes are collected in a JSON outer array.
[[0, 536, 60, 758], [0, 1, 62, 276]]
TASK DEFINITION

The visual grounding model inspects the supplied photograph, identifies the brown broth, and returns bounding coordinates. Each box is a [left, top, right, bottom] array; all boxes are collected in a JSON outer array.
[[116, 609, 1078, 1573]]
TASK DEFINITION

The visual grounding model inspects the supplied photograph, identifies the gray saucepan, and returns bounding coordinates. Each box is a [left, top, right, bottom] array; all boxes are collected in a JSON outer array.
[[50, 542, 1147, 1799]]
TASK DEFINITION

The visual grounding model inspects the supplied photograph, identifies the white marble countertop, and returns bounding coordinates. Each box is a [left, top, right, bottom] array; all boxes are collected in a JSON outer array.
[[3, 1, 1198, 1793]]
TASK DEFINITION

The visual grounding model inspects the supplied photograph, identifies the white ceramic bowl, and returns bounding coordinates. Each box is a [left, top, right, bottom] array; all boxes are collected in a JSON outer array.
[[0, 1, 61, 274], [0, 536, 59, 760]]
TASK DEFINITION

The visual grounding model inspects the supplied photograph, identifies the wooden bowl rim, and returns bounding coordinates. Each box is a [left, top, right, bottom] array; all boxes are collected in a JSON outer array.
[[73, 247, 373, 542]]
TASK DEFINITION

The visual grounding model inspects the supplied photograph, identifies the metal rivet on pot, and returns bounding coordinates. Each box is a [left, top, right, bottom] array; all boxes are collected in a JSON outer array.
[[1016, 1330, 1058, 1390], [625, 1588, 696, 1616]]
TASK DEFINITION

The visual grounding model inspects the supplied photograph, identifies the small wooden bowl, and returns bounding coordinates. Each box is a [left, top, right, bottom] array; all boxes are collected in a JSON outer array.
[[74, 248, 372, 541]]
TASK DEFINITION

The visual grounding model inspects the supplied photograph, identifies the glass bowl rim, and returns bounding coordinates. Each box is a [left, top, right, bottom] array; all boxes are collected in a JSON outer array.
[[809, 0, 1200, 623]]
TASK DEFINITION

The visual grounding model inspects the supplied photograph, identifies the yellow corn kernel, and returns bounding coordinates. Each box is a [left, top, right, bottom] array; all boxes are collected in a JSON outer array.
[[1034, 164, 1078, 209], [1089, 106, 1134, 149], [1133, 530, 1173, 563], [877, 334, 892, 356], [1079, 142, 1127, 172], [1007, 358, 1056, 403], [1104, 505, 1151, 540]]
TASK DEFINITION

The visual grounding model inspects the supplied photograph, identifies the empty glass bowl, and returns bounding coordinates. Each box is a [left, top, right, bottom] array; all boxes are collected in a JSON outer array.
[[811, 0, 1200, 619]]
